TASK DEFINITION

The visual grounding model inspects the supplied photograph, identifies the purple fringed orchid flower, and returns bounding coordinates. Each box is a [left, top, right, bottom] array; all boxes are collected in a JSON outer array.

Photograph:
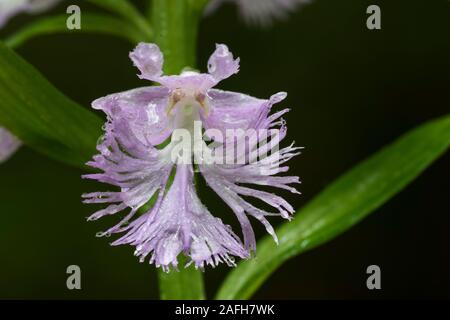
[[83, 42, 301, 271], [205, 0, 311, 25], [0, 0, 60, 27], [0, 127, 21, 163]]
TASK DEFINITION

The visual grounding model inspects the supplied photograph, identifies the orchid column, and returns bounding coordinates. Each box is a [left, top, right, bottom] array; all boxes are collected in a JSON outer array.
[[150, 0, 209, 300]]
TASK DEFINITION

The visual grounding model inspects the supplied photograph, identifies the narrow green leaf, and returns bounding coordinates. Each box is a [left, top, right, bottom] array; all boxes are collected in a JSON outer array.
[[86, 0, 153, 40], [0, 42, 102, 167], [158, 256, 206, 300], [5, 14, 146, 49], [216, 114, 450, 299]]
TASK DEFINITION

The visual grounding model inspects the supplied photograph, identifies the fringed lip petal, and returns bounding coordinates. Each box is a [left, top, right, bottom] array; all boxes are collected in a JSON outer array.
[[110, 164, 248, 271], [199, 100, 300, 249]]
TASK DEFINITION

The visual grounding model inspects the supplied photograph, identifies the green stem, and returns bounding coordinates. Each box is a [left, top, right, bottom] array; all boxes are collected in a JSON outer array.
[[151, 0, 208, 300], [151, 0, 207, 73], [158, 256, 206, 300]]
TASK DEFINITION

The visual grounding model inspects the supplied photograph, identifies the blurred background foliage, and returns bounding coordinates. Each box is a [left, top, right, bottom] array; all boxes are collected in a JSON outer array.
[[0, 0, 449, 299]]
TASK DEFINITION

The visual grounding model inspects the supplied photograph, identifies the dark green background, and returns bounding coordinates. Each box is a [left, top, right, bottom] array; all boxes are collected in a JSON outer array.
[[0, 0, 449, 299]]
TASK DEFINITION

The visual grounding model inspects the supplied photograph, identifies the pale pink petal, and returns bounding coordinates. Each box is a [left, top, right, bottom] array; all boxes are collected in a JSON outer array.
[[208, 44, 240, 82], [130, 43, 164, 82], [92, 86, 173, 146], [0, 127, 21, 163]]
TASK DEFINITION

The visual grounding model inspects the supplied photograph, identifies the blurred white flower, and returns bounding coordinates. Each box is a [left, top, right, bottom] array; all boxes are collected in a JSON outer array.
[[205, 0, 311, 26]]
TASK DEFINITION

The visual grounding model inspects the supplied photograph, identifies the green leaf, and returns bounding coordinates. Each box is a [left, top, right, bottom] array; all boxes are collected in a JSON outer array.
[[5, 14, 147, 49], [158, 256, 206, 300], [216, 114, 450, 299], [0, 42, 102, 167], [86, 0, 153, 40]]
